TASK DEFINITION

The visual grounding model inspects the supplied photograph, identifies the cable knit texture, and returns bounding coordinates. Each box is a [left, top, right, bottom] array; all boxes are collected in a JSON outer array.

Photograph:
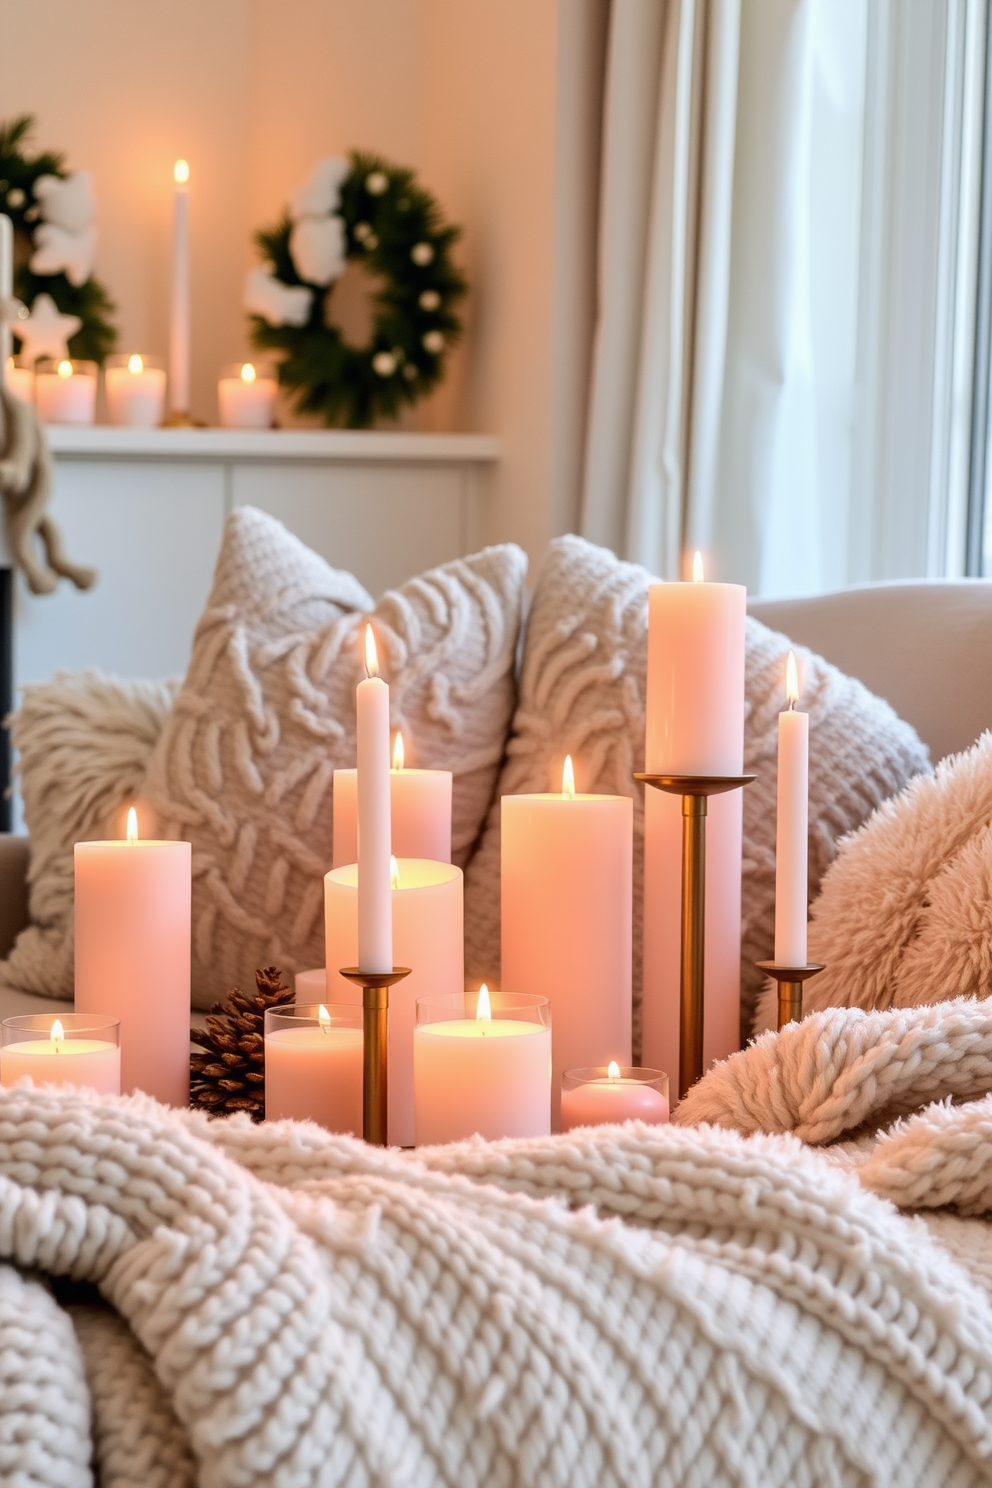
[[141, 507, 527, 1007], [2, 669, 180, 1000], [464, 534, 930, 1046], [755, 731, 992, 1030]]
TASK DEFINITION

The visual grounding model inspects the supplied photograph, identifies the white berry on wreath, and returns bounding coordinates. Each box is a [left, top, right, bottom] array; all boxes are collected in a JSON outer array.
[[419, 289, 440, 311], [411, 242, 434, 266], [365, 171, 389, 196]]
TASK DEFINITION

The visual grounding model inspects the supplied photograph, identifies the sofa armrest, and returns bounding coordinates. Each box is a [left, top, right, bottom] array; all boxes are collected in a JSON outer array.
[[0, 835, 30, 959]]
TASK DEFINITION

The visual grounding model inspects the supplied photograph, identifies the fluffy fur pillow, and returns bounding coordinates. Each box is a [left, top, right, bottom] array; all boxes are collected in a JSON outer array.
[[143, 506, 527, 1008], [2, 671, 179, 999], [464, 535, 931, 1050], [758, 731, 992, 1027]]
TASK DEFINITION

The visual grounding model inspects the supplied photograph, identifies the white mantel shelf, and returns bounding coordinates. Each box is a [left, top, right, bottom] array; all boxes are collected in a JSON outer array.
[[46, 425, 501, 463]]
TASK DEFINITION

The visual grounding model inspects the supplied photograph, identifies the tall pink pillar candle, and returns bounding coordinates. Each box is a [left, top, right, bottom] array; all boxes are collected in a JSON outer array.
[[325, 858, 463, 1145], [775, 651, 809, 965], [169, 160, 190, 416], [501, 760, 632, 1128], [264, 1006, 363, 1133], [357, 626, 392, 973], [333, 740, 452, 867], [75, 831, 191, 1105], [642, 563, 746, 1083]]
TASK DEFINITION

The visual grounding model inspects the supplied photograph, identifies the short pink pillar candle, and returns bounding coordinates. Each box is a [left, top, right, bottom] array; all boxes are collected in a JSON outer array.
[[333, 732, 452, 867], [264, 1004, 363, 1133], [560, 1064, 669, 1132], [414, 988, 551, 1145], [1, 1014, 121, 1096], [74, 810, 191, 1106]]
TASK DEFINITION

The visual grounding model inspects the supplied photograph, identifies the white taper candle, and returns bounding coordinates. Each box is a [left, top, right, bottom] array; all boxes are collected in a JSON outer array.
[[169, 160, 190, 416], [357, 624, 393, 972], [774, 651, 809, 965]]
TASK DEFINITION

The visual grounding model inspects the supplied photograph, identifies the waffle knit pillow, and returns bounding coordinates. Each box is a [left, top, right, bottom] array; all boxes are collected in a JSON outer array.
[[1, 670, 179, 999], [463, 534, 931, 1050], [142, 506, 527, 1008]]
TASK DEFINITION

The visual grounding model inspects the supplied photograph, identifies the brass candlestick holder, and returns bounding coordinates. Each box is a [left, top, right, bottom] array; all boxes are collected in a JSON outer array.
[[635, 772, 755, 1100], [339, 965, 410, 1145], [755, 960, 825, 1031]]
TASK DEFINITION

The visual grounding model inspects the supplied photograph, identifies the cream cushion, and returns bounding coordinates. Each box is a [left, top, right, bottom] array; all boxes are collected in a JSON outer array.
[[464, 535, 931, 1048], [142, 506, 527, 1008]]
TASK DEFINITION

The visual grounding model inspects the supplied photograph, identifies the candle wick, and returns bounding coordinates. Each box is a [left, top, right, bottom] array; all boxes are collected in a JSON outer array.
[[789, 697, 796, 712]]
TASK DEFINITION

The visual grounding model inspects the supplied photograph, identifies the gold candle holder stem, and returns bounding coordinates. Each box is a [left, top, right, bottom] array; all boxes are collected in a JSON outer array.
[[755, 961, 825, 1031], [339, 966, 411, 1145]]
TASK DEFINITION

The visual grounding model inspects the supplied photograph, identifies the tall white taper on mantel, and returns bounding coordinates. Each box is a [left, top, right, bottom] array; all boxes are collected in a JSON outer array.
[[169, 160, 190, 418], [0, 214, 13, 384]]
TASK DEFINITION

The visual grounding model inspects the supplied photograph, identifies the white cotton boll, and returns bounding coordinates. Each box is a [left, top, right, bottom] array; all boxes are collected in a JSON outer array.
[[30, 223, 98, 286], [411, 243, 434, 266], [422, 330, 444, 354], [289, 158, 350, 220], [290, 215, 347, 286], [244, 267, 312, 327], [33, 172, 96, 232]]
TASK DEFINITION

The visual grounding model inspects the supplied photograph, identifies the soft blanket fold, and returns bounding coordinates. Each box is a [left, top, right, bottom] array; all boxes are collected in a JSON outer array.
[[5, 1002, 992, 1485]]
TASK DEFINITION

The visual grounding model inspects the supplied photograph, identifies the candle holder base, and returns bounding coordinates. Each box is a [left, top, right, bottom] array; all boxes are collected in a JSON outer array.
[[635, 773, 755, 1100], [161, 411, 207, 428], [755, 961, 825, 1031], [339, 966, 411, 1145]]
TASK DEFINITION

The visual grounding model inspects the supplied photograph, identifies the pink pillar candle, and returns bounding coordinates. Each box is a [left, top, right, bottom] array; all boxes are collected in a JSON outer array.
[[560, 1064, 669, 1131], [325, 857, 463, 1146], [35, 359, 97, 425], [333, 738, 452, 868], [775, 651, 809, 965], [218, 362, 277, 428], [501, 759, 632, 1128], [642, 560, 746, 1082], [414, 989, 551, 1145], [105, 354, 166, 427], [5, 359, 33, 403], [357, 627, 393, 973], [0, 1014, 120, 1096], [294, 968, 329, 1003], [74, 817, 191, 1105], [264, 1004, 363, 1133]]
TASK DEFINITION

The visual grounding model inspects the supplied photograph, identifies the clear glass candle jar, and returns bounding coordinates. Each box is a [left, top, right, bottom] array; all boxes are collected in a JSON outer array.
[[35, 358, 97, 425], [217, 360, 277, 428], [560, 1065, 669, 1131], [105, 353, 166, 427], [1, 1013, 120, 1095], [5, 357, 34, 403], [264, 1002, 363, 1133]]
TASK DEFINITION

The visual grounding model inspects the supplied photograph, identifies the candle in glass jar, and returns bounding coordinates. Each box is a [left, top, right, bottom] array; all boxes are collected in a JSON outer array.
[[5, 358, 33, 403], [413, 987, 551, 1145], [356, 625, 392, 973], [218, 361, 277, 428], [0, 1014, 121, 1096], [264, 1003, 363, 1133], [560, 1063, 669, 1131], [74, 807, 190, 1105], [775, 650, 809, 965], [105, 353, 166, 427], [35, 358, 97, 424], [170, 159, 190, 417], [332, 731, 452, 866]]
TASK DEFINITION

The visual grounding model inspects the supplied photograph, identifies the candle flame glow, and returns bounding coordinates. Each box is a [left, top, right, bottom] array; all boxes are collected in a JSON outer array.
[[174, 159, 190, 185], [786, 649, 800, 709], [390, 855, 401, 890], [51, 1018, 64, 1047], [126, 807, 139, 845], [608, 1060, 620, 1079], [562, 754, 575, 799], [477, 983, 491, 1023], [240, 362, 256, 384], [364, 624, 379, 678], [318, 1004, 331, 1031], [57, 360, 72, 378], [127, 354, 144, 374], [392, 731, 404, 771], [692, 550, 704, 583]]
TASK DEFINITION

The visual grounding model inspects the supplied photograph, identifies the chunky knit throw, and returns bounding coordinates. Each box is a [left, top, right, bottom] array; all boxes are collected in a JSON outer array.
[[5, 999, 992, 1485]]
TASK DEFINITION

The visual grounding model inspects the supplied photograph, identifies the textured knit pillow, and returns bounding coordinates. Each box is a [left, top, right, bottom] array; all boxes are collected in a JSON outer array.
[[142, 506, 527, 1008], [2, 670, 179, 999], [463, 534, 931, 1051], [755, 731, 992, 1028]]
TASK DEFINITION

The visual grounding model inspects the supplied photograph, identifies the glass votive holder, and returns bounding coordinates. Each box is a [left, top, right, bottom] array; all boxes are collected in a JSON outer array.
[[35, 358, 97, 425], [217, 360, 277, 428], [560, 1065, 670, 1132], [264, 1002, 363, 1133], [105, 353, 166, 427], [5, 357, 34, 403], [0, 1014, 120, 1095], [413, 989, 551, 1145]]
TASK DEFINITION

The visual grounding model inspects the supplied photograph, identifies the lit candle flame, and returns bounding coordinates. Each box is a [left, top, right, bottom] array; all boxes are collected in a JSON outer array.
[[477, 983, 491, 1023], [562, 755, 576, 800], [390, 855, 401, 890], [608, 1060, 621, 1079], [57, 360, 72, 378], [126, 807, 139, 844], [364, 624, 379, 678], [240, 362, 256, 384], [392, 731, 405, 771], [692, 550, 704, 583], [174, 159, 190, 185], [127, 354, 144, 374], [318, 1004, 331, 1031], [786, 649, 800, 709], [51, 1018, 64, 1049]]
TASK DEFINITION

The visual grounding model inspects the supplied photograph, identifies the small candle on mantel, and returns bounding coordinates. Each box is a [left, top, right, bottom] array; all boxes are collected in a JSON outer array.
[[774, 650, 809, 966], [560, 1062, 669, 1132], [332, 729, 452, 867], [357, 625, 392, 973]]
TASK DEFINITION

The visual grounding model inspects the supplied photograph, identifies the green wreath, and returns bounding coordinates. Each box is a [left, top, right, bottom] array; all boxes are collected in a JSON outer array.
[[0, 115, 116, 363], [247, 150, 466, 429]]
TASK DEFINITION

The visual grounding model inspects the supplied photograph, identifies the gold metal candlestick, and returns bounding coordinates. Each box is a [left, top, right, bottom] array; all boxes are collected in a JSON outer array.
[[755, 960, 825, 1031], [339, 966, 410, 1145], [635, 773, 755, 1100]]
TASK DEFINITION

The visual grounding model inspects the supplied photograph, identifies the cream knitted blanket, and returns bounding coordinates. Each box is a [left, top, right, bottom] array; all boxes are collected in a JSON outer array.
[[7, 1000, 992, 1487]]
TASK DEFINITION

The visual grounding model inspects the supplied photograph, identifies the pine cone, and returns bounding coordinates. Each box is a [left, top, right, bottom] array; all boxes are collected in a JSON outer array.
[[190, 966, 294, 1120]]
